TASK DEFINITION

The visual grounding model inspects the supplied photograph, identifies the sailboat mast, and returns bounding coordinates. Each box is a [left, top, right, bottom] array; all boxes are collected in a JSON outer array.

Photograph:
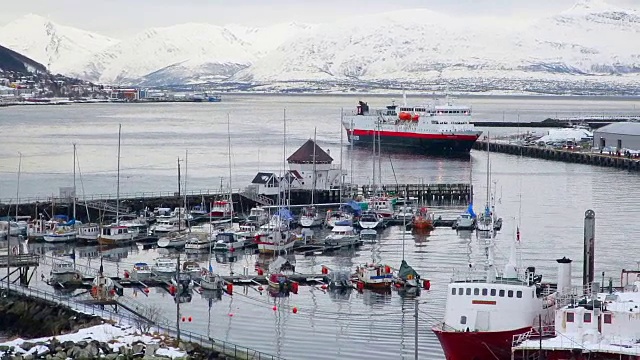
[[116, 124, 121, 226], [177, 157, 181, 232], [312, 128, 317, 206], [372, 123, 376, 196], [350, 118, 354, 188], [227, 113, 233, 224], [339, 114, 343, 203], [377, 124, 382, 189], [283, 109, 287, 207], [16, 152, 21, 219], [184, 150, 188, 214], [72, 144, 76, 225]]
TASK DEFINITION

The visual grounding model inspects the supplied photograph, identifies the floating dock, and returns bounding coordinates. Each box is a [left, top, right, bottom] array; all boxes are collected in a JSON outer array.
[[473, 140, 640, 171]]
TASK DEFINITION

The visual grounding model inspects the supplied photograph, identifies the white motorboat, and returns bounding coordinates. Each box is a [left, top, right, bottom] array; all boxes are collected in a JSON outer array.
[[454, 212, 475, 230], [394, 203, 416, 222], [369, 196, 395, 220], [246, 207, 269, 225], [77, 223, 100, 242], [119, 217, 148, 237], [184, 233, 215, 251], [50, 261, 83, 284], [200, 270, 224, 290], [151, 218, 186, 234], [355, 263, 393, 290], [157, 232, 187, 248], [260, 215, 289, 232], [213, 231, 250, 252], [151, 257, 177, 277], [358, 211, 382, 229], [182, 261, 203, 280], [325, 225, 359, 247], [0, 221, 23, 237], [299, 206, 323, 227], [130, 262, 153, 281], [98, 225, 134, 245]]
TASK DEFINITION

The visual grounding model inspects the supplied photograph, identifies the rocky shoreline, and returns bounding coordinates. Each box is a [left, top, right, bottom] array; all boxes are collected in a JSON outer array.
[[0, 292, 230, 359]]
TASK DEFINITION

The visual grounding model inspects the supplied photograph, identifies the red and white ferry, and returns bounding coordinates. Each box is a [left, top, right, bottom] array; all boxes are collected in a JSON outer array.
[[342, 97, 482, 155], [513, 268, 640, 360], [432, 237, 557, 360]]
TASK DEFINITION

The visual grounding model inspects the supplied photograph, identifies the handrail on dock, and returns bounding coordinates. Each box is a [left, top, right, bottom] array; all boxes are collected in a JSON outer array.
[[0, 280, 284, 360]]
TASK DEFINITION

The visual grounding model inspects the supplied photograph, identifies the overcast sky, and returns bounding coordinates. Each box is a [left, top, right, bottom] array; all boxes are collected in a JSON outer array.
[[1, 0, 638, 38]]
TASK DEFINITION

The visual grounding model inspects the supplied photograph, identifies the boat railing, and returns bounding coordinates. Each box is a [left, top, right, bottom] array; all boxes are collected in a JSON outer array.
[[0, 280, 283, 360]]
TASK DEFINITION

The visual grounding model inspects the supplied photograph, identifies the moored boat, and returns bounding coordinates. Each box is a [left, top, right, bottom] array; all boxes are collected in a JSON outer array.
[[358, 210, 382, 230], [355, 263, 394, 290], [151, 257, 177, 277], [50, 261, 83, 285], [299, 206, 323, 227], [97, 225, 134, 245], [324, 224, 359, 247], [157, 232, 187, 248], [129, 262, 152, 281], [412, 207, 434, 231]]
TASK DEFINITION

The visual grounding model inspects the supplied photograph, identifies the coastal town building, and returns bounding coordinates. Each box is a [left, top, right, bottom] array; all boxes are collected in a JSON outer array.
[[593, 122, 640, 152]]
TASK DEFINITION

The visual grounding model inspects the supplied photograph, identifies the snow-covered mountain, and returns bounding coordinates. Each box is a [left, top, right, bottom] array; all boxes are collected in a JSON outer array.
[[0, 14, 118, 75], [2, 0, 640, 93], [66, 23, 257, 85], [237, 0, 640, 88]]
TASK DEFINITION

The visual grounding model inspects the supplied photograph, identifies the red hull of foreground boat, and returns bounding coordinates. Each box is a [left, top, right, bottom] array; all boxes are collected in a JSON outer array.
[[433, 326, 531, 360]]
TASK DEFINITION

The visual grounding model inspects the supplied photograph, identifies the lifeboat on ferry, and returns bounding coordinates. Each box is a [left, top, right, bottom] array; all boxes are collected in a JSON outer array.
[[398, 112, 412, 121], [411, 114, 419, 121]]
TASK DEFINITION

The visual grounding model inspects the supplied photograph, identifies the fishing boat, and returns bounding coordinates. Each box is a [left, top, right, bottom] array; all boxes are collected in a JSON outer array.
[[513, 267, 640, 360], [50, 261, 83, 285], [325, 224, 359, 247], [432, 231, 555, 360], [267, 256, 296, 292], [369, 196, 395, 219], [299, 206, 323, 227], [358, 210, 382, 230], [129, 262, 152, 281], [90, 261, 116, 301], [171, 272, 194, 303], [355, 263, 394, 290], [97, 225, 133, 245], [412, 207, 434, 231], [454, 212, 476, 230], [395, 260, 420, 288], [151, 257, 177, 277], [256, 230, 296, 254], [393, 199, 416, 222], [209, 200, 233, 219], [342, 96, 482, 155], [260, 214, 289, 232]]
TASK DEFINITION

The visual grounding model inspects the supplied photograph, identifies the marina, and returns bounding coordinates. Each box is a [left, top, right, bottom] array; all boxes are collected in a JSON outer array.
[[1, 95, 640, 359]]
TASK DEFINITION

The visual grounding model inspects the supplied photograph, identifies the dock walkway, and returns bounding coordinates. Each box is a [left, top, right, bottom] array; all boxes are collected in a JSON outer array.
[[473, 140, 640, 172]]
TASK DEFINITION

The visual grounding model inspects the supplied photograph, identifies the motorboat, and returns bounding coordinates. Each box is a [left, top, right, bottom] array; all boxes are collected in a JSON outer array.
[[184, 233, 215, 251], [0, 220, 23, 238], [328, 270, 352, 289], [324, 225, 359, 247], [182, 261, 203, 280], [151, 218, 186, 234], [368, 196, 395, 219], [50, 261, 83, 285], [454, 212, 475, 230], [412, 207, 434, 231], [260, 215, 289, 232], [119, 217, 148, 237], [358, 211, 382, 229], [90, 269, 116, 301], [209, 200, 233, 219], [299, 206, 323, 227], [151, 257, 177, 277], [98, 225, 134, 245], [393, 198, 416, 222], [129, 262, 153, 281], [245, 207, 269, 225], [77, 223, 100, 242], [200, 269, 224, 290], [43, 225, 77, 243], [325, 210, 353, 228], [213, 231, 250, 252], [256, 230, 296, 254], [355, 263, 393, 290], [267, 256, 296, 292]]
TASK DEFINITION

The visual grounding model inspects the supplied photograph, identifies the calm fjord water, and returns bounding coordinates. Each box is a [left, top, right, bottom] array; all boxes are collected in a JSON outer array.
[[2, 95, 640, 359]]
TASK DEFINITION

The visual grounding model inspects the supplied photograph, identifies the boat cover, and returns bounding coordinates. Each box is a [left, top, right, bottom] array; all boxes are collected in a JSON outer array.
[[398, 260, 419, 280]]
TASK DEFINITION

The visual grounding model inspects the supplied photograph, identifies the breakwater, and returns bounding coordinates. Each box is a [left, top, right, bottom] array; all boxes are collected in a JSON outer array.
[[473, 140, 640, 171]]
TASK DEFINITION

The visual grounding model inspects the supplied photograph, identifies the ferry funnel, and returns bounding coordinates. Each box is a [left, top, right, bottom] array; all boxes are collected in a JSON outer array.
[[583, 210, 595, 287], [556, 257, 572, 295]]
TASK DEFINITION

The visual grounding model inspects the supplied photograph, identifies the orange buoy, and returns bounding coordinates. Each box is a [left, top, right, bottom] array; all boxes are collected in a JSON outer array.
[[291, 282, 299, 294], [169, 285, 176, 295], [321, 266, 328, 275], [143, 287, 149, 294], [181, 317, 186, 322], [123, 271, 129, 279], [109, 289, 116, 296], [226, 283, 233, 295], [257, 268, 264, 276], [357, 281, 365, 291], [272, 306, 277, 311], [188, 316, 192, 322], [320, 284, 328, 290], [384, 266, 391, 274], [258, 286, 264, 291], [423, 279, 431, 290], [292, 307, 298, 314]]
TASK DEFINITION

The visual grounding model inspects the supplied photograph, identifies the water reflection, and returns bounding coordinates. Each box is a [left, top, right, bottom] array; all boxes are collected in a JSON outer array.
[[360, 288, 392, 306]]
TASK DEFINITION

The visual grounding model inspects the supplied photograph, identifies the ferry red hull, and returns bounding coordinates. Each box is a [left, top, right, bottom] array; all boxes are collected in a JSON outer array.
[[433, 326, 531, 360], [349, 129, 480, 155]]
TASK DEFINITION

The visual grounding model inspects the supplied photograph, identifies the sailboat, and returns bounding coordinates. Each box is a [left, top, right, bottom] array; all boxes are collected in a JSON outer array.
[[300, 128, 323, 228], [326, 113, 353, 228], [158, 156, 188, 248], [476, 133, 503, 232], [44, 145, 78, 243], [200, 232, 224, 290], [98, 125, 134, 245]]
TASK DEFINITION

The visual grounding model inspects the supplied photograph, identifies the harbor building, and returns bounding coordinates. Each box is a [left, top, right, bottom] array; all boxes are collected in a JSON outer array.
[[593, 122, 640, 152]]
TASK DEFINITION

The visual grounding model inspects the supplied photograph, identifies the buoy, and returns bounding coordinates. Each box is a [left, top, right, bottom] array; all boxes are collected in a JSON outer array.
[[109, 289, 116, 296], [272, 306, 277, 311], [258, 286, 264, 291], [423, 279, 431, 290], [143, 288, 149, 294], [357, 281, 365, 291], [169, 285, 176, 295], [291, 282, 299, 294], [188, 316, 192, 322], [292, 307, 298, 314], [257, 268, 264, 276], [384, 266, 391, 274], [321, 266, 328, 275], [228, 313, 234, 317], [226, 283, 233, 295], [320, 284, 328, 290], [182, 317, 186, 322], [395, 283, 402, 289], [123, 270, 129, 279]]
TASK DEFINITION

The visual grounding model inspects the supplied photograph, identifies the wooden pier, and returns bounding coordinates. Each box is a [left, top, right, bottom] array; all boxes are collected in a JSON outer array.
[[0, 254, 40, 268], [473, 140, 640, 172]]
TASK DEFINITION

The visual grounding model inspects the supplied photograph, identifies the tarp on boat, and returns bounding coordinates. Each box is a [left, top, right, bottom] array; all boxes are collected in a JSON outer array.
[[467, 203, 476, 218], [398, 260, 419, 281], [276, 208, 294, 221], [341, 200, 362, 216]]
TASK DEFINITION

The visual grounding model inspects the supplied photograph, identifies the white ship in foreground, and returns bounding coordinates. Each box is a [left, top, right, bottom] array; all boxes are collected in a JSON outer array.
[[342, 96, 482, 154]]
